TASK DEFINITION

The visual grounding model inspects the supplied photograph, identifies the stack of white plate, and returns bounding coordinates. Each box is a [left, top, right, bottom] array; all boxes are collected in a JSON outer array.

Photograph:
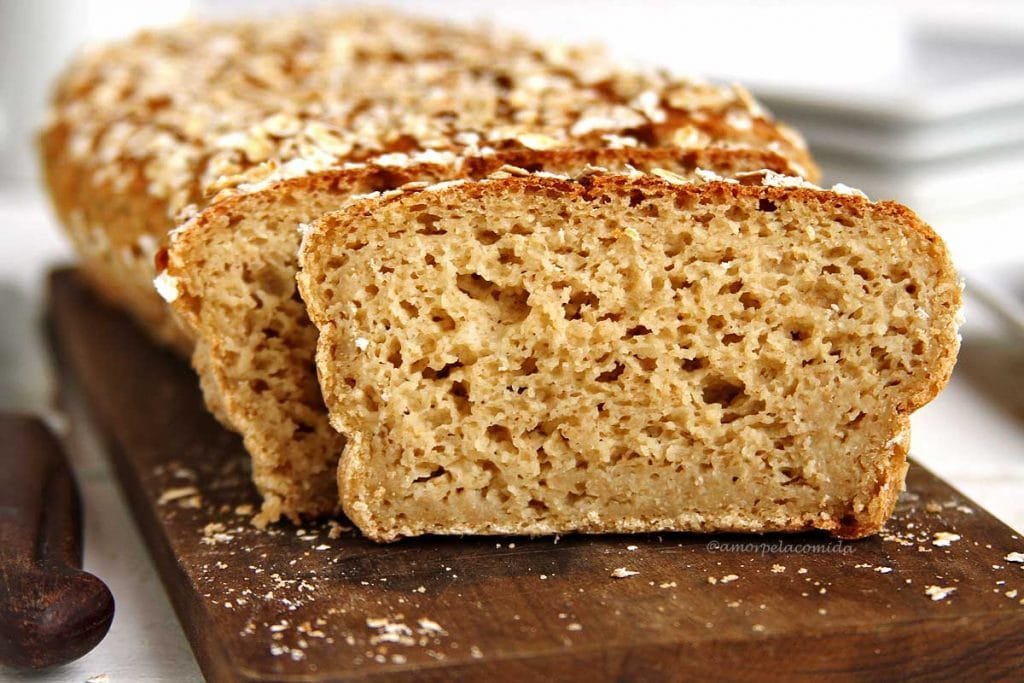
[[753, 25, 1024, 221]]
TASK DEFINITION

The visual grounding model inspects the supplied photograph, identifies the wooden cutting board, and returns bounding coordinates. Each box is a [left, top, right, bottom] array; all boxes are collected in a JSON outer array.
[[47, 268, 1024, 682]]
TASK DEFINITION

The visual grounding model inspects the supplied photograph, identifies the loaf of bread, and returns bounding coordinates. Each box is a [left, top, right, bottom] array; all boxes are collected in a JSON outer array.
[[41, 10, 816, 357], [161, 147, 801, 522], [296, 168, 961, 541], [40, 10, 823, 522]]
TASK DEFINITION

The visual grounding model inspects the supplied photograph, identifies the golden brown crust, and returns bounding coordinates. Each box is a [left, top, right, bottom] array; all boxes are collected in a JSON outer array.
[[39, 121, 193, 353]]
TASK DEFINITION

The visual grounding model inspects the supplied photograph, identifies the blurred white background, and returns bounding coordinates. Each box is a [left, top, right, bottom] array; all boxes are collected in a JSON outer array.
[[4, 0, 1024, 265], [1, 3, 1022, 680]]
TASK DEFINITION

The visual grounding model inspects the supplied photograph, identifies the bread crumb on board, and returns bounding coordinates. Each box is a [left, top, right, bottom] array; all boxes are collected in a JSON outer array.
[[932, 532, 961, 547], [156, 483, 202, 509], [611, 567, 640, 579], [158, 485, 200, 506], [417, 618, 446, 634], [925, 585, 957, 602]]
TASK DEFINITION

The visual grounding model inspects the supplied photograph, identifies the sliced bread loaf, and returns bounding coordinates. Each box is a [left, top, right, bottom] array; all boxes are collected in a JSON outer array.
[[162, 147, 797, 522], [297, 169, 961, 541]]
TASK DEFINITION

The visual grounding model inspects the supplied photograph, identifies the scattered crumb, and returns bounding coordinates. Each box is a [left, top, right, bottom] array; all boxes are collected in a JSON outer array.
[[720, 574, 739, 584], [86, 675, 110, 683], [365, 617, 415, 646], [707, 576, 717, 585], [626, 545, 638, 551], [327, 520, 351, 539], [1004, 552, 1024, 564], [201, 521, 234, 545], [469, 645, 484, 659], [925, 501, 943, 513], [567, 623, 583, 631], [611, 567, 639, 579], [925, 585, 957, 602], [752, 624, 765, 632], [797, 568, 808, 575], [771, 564, 786, 574], [882, 531, 915, 547], [874, 567, 893, 574], [1006, 589, 1019, 599], [659, 581, 677, 589], [932, 532, 961, 547], [234, 503, 254, 516], [157, 486, 200, 506], [417, 618, 445, 634]]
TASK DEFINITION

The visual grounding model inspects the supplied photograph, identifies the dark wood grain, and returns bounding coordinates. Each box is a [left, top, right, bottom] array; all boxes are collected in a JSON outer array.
[[0, 414, 115, 670], [47, 268, 1024, 682]]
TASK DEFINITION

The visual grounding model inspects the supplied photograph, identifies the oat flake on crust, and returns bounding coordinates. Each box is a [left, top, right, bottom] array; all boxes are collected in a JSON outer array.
[[46, 10, 809, 225]]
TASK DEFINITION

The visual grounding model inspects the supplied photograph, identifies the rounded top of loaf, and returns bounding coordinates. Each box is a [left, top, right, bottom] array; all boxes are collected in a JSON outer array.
[[43, 9, 815, 225]]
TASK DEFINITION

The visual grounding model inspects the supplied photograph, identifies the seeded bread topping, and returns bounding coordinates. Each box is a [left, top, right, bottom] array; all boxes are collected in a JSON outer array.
[[45, 11, 815, 225]]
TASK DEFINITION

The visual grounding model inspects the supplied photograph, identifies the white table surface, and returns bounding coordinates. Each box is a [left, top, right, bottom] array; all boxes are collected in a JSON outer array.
[[1, 181, 1022, 682]]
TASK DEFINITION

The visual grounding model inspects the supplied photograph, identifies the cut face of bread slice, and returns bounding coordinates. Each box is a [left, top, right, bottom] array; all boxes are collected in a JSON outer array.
[[163, 148, 796, 522], [297, 171, 961, 542]]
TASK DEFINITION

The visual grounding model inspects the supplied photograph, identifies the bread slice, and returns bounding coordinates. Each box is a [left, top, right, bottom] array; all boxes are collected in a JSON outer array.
[[41, 9, 817, 355], [162, 148, 798, 522], [297, 169, 961, 541]]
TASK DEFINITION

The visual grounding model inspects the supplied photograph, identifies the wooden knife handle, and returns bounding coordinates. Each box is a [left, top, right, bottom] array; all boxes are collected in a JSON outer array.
[[0, 414, 114, 670]]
